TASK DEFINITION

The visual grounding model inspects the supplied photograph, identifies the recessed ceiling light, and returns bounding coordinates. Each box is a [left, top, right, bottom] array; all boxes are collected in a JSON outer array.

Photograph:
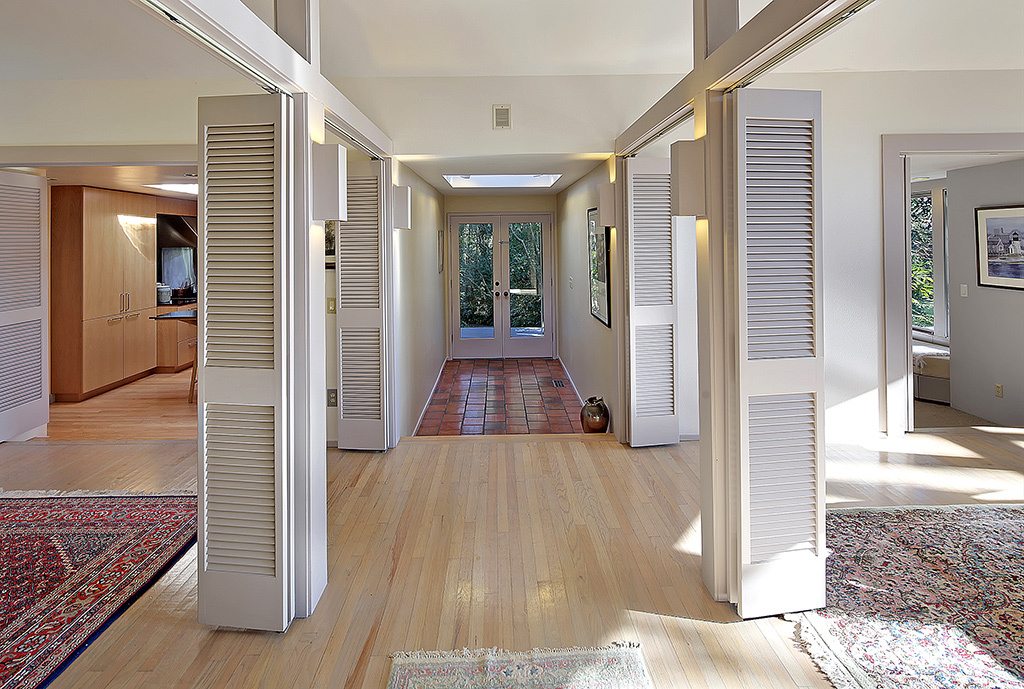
[[144, 183, 198, 195], [443, 174, 561, 189]]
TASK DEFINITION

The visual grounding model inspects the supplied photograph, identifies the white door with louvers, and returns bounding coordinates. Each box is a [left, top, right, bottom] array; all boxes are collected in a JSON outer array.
[[733, 88, 825, 619], [0, 170, 48, 442], [626, 158, 680, 447], [335, 160, 388, 451], [197, 93, 292, 631]]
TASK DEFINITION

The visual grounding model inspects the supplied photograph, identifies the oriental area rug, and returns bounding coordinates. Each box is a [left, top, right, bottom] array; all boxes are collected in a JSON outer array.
[[0, 493, 197, 689], [386, 642, 654, 689], [793, 504, 1024, 689]]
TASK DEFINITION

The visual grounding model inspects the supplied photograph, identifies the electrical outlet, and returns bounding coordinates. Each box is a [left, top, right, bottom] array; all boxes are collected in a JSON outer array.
[[327, 297, 337, 314], [569, 276, 573, 289], [960, 284, 968, 298], [995, 383, 1003, 398], [327, 389, 338, 407]]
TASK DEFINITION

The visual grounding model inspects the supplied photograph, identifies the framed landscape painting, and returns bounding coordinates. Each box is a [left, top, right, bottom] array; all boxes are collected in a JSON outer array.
[[588, 207, 611, 327], [976, 205, 1024, 290]]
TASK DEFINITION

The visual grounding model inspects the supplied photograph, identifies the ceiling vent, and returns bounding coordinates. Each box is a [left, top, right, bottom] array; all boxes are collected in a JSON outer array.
[[492, 104, 512, 130]]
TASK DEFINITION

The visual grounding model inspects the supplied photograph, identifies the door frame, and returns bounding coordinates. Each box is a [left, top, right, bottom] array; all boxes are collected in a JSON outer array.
[[446, 212, 556, 359]]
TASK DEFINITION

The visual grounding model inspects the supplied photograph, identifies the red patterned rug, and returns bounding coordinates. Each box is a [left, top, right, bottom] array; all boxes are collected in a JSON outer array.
[[795, 504, 1024, 689], [0, 494, 197, 689]]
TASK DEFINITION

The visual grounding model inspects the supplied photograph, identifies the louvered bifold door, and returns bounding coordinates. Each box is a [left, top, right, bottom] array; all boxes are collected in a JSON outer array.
[[732, 88, 825, 619], [197, 94, 292, 631], [0, 171, 47, 442], [626, 158, 680, 446], [335, 160, 387, 450]]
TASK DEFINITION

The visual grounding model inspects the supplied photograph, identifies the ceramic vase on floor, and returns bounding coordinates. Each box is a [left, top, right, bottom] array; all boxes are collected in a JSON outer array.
[[581, 396, 609, 433]]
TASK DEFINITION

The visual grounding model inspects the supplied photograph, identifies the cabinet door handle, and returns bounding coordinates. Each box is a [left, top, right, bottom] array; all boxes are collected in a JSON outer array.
[[119, 293, 124, 313], [126, 292, 130, 311], [125, 312, 139, 320], [108, 316, 123, 323]]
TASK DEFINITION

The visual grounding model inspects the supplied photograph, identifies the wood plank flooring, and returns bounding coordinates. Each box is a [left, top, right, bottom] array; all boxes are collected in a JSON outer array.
[[1, 382, 1021, 687], [43, 370, 198, 441]]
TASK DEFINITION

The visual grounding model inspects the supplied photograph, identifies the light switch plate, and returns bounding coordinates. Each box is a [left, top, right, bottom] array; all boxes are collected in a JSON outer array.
[[327, 297, 337, 314], [995, 383, 1003, 398], [960, 284, 968, 297], [569, 276, 573, 289]]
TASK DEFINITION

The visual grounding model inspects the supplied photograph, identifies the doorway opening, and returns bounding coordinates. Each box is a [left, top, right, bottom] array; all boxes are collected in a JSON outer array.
[[448, 213, 555, 359]]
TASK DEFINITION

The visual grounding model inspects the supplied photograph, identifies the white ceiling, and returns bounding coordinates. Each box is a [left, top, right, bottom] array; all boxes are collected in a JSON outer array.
[[319, 0, 694, 79], [776, 0, 1024, 73], [2, 0, 1021, 197], [45, 165, 199, 198], [0, 0, 239, 80], [396, 153, 611, 195]]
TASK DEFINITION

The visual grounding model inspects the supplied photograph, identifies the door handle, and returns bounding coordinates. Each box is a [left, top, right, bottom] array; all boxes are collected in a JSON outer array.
[[125, 312, 140, 320], [108, 316, 123, 323], [120, 293, 124, 313], [126, 292, 130, 311]]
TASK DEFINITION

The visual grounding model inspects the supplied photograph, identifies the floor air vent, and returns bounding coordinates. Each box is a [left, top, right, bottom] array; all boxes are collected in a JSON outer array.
[[552, 380, 566, 388]]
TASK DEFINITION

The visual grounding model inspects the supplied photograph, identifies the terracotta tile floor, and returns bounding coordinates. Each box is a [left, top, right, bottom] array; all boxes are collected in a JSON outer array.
[[416, 358, 584, 436]]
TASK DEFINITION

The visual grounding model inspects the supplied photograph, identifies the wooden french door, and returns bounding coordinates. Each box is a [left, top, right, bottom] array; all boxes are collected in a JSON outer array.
[[449, 213, 554, 359]]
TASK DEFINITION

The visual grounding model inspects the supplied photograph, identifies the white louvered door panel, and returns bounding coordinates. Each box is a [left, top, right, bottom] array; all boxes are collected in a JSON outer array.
[[198, 94, 291, 631], [626, 158, 680, 446], [0, 171, 48, 442], [336, 161, 388, 450], [733, 88, 825, 619]]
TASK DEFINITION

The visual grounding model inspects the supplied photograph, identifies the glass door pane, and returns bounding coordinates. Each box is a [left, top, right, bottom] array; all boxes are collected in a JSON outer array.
[[507, 222, 544, 338], [458, 222, 495, 339]]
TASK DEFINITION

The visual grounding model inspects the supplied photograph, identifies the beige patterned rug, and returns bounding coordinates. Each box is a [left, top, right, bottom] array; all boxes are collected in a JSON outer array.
[[387, 642, 654, 689]]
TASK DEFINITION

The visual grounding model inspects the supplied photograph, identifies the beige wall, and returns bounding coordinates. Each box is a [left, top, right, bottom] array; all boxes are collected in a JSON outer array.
[[755, 68, 1024, 440], [393, 162, 448, 436], [444, 194, 557, 215], [554, 158, 619, 430]]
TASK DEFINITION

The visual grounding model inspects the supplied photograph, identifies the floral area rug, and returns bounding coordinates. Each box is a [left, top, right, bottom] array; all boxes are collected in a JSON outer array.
[[387, 642, 653, 689], [794, 504, 1024, 689], [0, 494, 197, 689]]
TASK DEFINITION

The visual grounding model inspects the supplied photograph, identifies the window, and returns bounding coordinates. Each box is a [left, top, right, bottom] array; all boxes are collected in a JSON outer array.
[[910, 187, 948, 342]]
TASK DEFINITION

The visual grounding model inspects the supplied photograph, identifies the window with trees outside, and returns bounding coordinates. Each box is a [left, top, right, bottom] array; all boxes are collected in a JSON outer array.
[[910, 189, 948, 341]]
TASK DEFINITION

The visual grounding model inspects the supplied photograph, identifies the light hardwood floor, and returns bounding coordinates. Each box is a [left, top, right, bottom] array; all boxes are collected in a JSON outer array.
[[1, 384, 1021, 688]]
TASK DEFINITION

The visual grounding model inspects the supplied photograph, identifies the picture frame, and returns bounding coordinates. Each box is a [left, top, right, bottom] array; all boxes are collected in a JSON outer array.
[[975, 205, 1024, 291], [588, 207, 611, 327]]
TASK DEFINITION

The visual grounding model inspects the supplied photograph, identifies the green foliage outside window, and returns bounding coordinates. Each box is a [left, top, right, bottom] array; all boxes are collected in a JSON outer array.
[[910, 195, 934, 330]]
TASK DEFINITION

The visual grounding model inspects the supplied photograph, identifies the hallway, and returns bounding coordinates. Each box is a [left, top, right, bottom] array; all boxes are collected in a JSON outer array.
[[416, 359, 585, 436]]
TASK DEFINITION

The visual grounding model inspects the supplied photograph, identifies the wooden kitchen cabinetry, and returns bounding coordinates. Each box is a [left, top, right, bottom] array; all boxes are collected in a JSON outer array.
[[51, 186, 193, 401], [155, 303, 197, 373]]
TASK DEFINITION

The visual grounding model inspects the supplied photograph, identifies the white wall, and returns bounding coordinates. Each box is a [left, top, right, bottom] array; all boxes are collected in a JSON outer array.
[[0, 79, 256, 148], [554, 159, 618, 429], [325, 161, 446, 444], [754, 69, 1024, 440], [947, 158, 1024, 426], [393, 162, 447, 436]]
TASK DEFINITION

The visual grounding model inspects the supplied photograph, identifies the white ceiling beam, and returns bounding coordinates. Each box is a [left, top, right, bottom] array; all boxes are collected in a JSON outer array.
[[695, 0, 739, 62], [276, 0, 320, 71], [130, 0, 392, 158], [616, 0, 870, 155]]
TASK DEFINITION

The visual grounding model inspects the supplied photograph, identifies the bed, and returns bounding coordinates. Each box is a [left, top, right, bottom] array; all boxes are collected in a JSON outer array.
[[913, 342, 950, 404]]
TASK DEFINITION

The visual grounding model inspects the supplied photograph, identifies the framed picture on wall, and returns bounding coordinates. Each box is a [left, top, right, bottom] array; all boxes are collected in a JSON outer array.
[[975, 205, 1024, 290], [588, 207, 611, 327]]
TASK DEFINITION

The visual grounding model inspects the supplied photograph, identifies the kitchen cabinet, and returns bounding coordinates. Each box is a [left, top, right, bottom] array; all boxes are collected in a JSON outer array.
[[51, 186, 195, 401], [155, 302, 197, 372]]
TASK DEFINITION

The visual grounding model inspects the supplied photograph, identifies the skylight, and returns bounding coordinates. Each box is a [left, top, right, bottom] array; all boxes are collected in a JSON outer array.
[[443, 174, 561, 189], [143, 183, 199, 195]]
